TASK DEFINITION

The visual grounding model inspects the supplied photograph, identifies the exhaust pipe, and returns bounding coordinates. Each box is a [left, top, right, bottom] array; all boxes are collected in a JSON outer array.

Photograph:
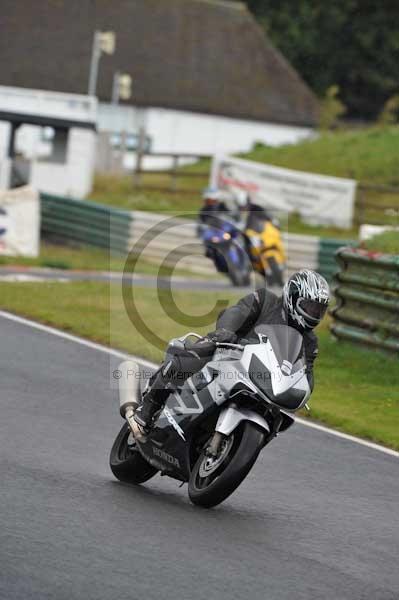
[[118, 360, 141, 418]]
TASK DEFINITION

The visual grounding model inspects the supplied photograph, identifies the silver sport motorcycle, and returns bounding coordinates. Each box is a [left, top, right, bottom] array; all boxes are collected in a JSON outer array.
[[110, 324, 311, 508]]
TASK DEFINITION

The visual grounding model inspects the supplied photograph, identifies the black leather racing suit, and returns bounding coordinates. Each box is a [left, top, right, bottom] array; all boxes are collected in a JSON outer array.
[[217, 288, 318, 389], [143, 289, 318, 411], [197, 202, 229, 229]]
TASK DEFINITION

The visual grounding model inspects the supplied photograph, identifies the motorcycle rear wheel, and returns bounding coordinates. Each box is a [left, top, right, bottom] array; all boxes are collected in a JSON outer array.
[[110, 422, 158, 484], [188, 422, 265, 508]]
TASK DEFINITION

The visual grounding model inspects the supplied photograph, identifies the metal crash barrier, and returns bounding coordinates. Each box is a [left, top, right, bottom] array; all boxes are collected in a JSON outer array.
[[40, 193, 353, 280]]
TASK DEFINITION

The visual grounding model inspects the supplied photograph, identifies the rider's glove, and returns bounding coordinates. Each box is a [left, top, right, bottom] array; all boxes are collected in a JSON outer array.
[[205, 328, 237, 344]]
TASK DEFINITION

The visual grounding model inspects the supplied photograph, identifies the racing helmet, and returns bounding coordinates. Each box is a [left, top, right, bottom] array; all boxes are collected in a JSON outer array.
[[202, 186, 221, 205], [232, 189, 249, 210], [283, 269, 330, 329]]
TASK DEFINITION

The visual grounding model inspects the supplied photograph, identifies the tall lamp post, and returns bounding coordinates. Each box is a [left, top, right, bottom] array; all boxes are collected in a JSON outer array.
[[88, 30, 116, 96]]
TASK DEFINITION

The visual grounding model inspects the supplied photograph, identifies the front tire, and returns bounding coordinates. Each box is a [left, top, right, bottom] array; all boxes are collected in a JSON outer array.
[[188, 422, 265, 508], [226, 254, 251, 287], [110, 422, 158, 484]]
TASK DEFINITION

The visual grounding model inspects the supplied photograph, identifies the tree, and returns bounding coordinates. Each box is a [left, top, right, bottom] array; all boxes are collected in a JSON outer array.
[[378, 95, 399, 126], [242, 0, 399, 120], [319, 86, 347, 130]]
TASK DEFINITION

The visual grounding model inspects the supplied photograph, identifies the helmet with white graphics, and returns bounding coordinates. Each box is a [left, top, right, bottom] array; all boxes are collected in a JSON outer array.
[[283, 269, 330, 329], [202, 186, 220, 202]]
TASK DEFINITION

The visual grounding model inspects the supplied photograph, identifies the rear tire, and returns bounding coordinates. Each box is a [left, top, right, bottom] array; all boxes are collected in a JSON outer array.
[[110, 422, 158, 484], [188, 422, 265, 508]]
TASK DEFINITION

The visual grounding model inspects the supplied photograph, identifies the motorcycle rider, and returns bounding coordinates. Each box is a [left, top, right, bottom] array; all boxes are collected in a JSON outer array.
[[198, 187, 242, 232], [245, 195, 275, 232], [133, 269, 330, 435]]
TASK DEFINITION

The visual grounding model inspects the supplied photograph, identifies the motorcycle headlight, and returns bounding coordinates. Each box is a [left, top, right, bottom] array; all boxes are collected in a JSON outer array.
[[222, 232, 231, 241]]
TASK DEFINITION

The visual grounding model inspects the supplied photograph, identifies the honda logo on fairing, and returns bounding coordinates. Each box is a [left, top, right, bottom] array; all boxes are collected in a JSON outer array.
[[152, 447, 180, 468]]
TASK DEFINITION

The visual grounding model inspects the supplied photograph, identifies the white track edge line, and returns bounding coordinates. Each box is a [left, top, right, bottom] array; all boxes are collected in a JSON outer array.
[[294, 417, 399, 457], [1, 309, 398, 458], [0, 310, 155, 369]]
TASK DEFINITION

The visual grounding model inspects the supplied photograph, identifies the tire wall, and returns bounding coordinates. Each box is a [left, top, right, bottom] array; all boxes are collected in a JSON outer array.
[[330, 247, 399, 354]]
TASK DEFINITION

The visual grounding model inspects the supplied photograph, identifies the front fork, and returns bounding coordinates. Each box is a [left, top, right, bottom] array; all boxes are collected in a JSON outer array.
[[206, 404, 271, 456]]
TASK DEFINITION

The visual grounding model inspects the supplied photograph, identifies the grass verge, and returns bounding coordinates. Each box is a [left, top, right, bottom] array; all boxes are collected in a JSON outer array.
[[0, 280, 397, 450], [363, 231, 399, 254], [0, 242, 206, 278], [0, 242, 121, 271], [245, 127, 399, 184], [91, 172, 206, 214]]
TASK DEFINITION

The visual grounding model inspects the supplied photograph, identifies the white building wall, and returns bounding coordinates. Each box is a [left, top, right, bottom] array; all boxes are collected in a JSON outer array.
[[0, 86, 97, 125], [30, 162, 70, 196], [0, 87, 97, 195], [0, 121, 11, 189], [145, 108, 314, 153], [98, 103, 315, 155], [15, 124, 52, 160], [67, 128, 97, 197], [0, 158, 11, 189], [31, 128, 96, 198]]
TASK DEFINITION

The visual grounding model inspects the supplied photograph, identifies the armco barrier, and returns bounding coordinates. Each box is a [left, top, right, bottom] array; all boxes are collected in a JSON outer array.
[[330, 247, 399, 353], [126, 211, 214, 275], [127, 213, 353, 280], [318, 238, 355, 281], [41, 193, 132, 253], [40, 193, 352, 279]]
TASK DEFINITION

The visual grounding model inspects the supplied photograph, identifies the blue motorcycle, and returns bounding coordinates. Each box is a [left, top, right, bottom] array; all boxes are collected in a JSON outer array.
[[200, 220, 251, 287]]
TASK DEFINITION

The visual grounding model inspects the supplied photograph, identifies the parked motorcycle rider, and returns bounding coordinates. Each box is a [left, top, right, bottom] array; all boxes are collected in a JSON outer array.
[[133, 269, 330, 436]]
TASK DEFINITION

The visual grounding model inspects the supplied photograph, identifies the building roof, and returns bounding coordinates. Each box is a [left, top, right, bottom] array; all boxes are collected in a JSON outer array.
[[0, 0, 319, 127]]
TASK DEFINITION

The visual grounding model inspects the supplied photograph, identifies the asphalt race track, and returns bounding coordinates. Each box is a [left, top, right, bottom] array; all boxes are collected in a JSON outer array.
[[1, 313, 398, 600]]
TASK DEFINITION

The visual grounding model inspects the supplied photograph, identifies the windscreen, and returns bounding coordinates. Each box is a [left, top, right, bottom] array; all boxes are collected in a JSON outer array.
[[254, 324, 304, 369]]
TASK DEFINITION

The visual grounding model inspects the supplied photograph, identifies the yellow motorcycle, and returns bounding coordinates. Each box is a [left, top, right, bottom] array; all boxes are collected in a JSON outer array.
[[245, 217, 286, 287]]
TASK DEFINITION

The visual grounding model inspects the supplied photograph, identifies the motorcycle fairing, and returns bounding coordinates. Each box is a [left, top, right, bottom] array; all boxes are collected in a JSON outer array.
[[137, 379, 222, 481], [241, 325, 311, 410], [247, 354, 307, 411], [136, 325, 310, 478], [201, 222, 249, 276], [136, 354, 254, 480]]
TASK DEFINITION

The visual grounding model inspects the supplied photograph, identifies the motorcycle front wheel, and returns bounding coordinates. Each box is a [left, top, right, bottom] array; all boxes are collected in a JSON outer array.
[[188, 422, 265, 508], [110, 422, 158, 484], [225, 254, 251, 287]]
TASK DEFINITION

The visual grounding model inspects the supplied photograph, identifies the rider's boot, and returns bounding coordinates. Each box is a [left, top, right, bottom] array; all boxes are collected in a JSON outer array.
[[132, 358, 180, 438], [133, 389, 167, 435], [133, 361, 174, 438]]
